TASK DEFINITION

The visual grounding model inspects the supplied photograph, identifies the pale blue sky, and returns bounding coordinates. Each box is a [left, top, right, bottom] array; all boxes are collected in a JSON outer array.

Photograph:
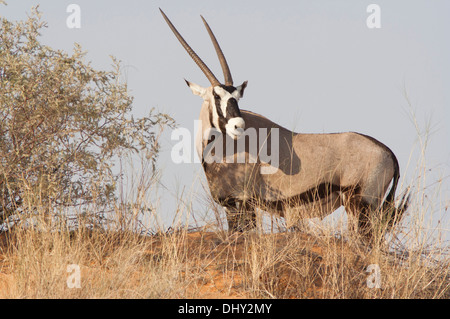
[[1, 1, 448, 237]]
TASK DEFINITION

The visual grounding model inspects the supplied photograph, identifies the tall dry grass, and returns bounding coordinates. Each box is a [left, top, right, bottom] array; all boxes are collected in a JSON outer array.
[[0, 113, 448, 299], [0, 152, 190, 298], [1, 216, 187, 298], [0, 175, 448, 299]]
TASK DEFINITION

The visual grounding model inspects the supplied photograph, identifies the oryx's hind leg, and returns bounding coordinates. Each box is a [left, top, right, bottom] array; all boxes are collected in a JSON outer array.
[[358, 174, 394, 242], [343, 197, 373, 243], [342, 186, 374, 242], [344, 180, 391, 244], [225, 200, 256, 233]]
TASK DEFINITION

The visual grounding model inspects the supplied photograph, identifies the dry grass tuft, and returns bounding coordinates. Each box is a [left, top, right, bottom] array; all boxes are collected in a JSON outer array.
[[1, 217, 447, 299]]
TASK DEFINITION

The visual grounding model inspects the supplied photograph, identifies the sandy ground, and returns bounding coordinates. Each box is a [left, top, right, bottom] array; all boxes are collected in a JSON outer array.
[[0, 229, 379, 298]]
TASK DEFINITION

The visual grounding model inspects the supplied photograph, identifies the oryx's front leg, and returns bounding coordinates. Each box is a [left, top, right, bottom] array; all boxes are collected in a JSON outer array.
[[225, 200, 256, 232]]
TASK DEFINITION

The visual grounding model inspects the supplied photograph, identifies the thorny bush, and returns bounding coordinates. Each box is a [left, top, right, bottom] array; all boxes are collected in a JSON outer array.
[[0, 7, 174, 227]]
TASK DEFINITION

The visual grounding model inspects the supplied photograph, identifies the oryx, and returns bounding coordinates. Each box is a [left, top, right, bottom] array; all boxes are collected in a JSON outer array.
[[160, 9, 409, 240]]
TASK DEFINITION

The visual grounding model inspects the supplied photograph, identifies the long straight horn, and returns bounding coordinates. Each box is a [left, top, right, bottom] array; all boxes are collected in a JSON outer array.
[[200, 15, 233, 86], [159, 9, 220, 87]]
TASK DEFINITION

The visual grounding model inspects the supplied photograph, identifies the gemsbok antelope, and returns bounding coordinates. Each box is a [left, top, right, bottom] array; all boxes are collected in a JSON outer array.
[[160, 9, 409, 241]]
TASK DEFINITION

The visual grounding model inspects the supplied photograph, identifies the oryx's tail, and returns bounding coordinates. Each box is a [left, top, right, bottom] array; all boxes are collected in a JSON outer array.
[[381, 153, 410, 230]]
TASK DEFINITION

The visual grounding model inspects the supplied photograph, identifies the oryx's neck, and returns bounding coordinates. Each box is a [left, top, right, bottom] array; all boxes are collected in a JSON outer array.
[[196, 101, 213, 161]]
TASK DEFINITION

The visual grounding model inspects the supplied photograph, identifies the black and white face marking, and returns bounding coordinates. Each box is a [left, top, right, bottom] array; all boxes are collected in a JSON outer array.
[[211, 82, 247, 139], [186, 80, 247, 140]]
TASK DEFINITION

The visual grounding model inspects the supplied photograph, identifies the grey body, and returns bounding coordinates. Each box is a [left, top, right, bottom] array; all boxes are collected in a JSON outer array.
[[198, 97, 401, 233]]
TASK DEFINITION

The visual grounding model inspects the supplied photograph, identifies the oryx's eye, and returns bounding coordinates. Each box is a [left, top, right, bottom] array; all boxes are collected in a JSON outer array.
[[213, 92, 220, 100]]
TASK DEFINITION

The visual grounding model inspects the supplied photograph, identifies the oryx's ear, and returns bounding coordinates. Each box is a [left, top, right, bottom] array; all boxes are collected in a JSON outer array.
[[185, 79, 207, 98], [236, 80, 248, 98]]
